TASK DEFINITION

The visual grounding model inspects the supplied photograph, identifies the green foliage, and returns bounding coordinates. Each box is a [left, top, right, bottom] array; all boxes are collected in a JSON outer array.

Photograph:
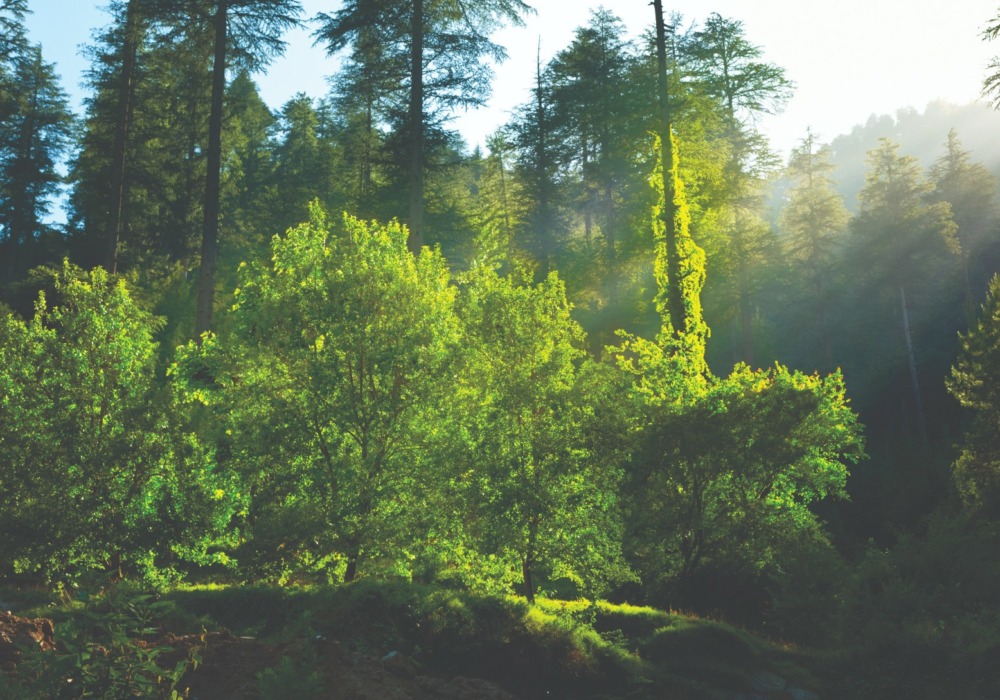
[[258, 655, 323, 700], [0, 263, 229, 581], [948, 274, 1000, 514], [174, 207, 460, 581], [625, 362, 863, 596], [0, 43, 76, 286], [836, 513, 1000, 699], [455, 266, 631, 599], [1, 582, 202, 699]]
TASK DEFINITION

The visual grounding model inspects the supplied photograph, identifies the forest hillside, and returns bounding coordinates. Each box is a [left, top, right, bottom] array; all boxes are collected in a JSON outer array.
[[3, 2, 1000, 698]]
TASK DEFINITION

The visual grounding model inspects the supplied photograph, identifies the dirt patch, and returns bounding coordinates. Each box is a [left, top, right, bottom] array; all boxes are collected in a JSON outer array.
[[0, 611, 55, 671]]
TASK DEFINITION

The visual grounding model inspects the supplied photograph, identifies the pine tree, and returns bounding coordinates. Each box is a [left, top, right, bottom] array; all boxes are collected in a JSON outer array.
[[0, 45, 75, 286], [948, 274, 1000, 514], [928, 129, 999, 319], [548, 9, 643, 312], [315, 0, 531, 252], [780, 130, 849, 368], [682, 12, 790, 366], [850, 138, 959, 445]]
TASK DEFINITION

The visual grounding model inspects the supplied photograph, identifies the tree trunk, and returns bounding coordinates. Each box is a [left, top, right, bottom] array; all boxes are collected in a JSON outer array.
[[4, 50, 40, 285], [900, 285, 928, 447], [195, 0, 227, 337], [406, 0, 424, 254], [582, 137, 592, 247], [105, 0, 141, 274], [521, 557, 535, 604], [521, 518, 538, 604], [605, 177, 618, 308], [533, 41, 551, 274], [653, 0, 686, 338], [344, 549, 359, 583], [739, 287, 754, 366]]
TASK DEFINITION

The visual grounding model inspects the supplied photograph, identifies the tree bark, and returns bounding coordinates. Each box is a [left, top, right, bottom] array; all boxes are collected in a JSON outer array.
[[195, 0, 227, 336], [406, 0, 424, 254], [105, 0, 142, 274]]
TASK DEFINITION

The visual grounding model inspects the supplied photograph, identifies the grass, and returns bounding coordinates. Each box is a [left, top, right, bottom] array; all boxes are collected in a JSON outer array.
[[3, 580, 824, 699]]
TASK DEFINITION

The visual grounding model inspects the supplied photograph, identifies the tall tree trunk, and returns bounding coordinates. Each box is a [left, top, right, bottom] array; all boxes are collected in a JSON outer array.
[[900, 285, 928, 447], [582, 137, 592, 247], [406, 0, 424, 254], [344, 548, 360, 583], [105, 0, 141, 274], [605, 178, 618, 308], [496, 146, 513, 260], [533, 40, 551, 274], [4, 49, 40, 285], [653, 0, 686, 337], [195, 0, 227, 336], [522, 518, 538, 604], [817, 281, 833, 370]]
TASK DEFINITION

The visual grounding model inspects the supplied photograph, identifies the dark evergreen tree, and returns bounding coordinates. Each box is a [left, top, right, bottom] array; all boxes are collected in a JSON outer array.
[[779, 130, 849, 369], [848, 138, 958, 447], [928, 129, 999, 319], [315, 0, 531, 252], [195, 0, 302, 336], [0, 45, 75, 287]]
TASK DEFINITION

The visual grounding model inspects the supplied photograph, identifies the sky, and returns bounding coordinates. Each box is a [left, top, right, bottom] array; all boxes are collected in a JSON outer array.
[[22, 0, 1000, 161]]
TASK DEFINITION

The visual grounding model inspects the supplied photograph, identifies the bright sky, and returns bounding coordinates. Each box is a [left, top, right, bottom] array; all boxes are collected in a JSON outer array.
[[24, 0, 1000, 160]]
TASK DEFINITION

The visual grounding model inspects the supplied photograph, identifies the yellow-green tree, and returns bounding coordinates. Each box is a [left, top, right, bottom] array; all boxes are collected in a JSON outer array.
[[175, 208, 460, 582]]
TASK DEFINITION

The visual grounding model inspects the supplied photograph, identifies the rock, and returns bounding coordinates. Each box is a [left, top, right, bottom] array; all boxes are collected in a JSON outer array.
[[787, 687, 821, 700], [750, 670, 787, 693], [381, 650, 417, 678]]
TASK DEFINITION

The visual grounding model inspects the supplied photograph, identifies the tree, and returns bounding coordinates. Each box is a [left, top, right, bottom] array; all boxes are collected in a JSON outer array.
[[625, 363, 861, 601], [70, 1, 214, 271], [195, 0, 302, 336], [0, 263, 229, 580], [0, 45, 75, 286], [102, 0, 148, 273], [457, 266, 628, 601], [928, 129, 999, 319], [682, 12, 791, 366], [849, 138, 959, 446], [983, 8, 1000, 107], [948, 275, 1000, 515], [175, 208, 460, 582], [652, 0, 687, 340], [470, 130, 526, 267], [780, 130, 849, 369], [548, 9, 641, 306], [508, 42, 563, 273], [0, 0, 26, 61], [268, 94, 343, 234], [315, 0, 531, 252], [220, 70, 278, 256]]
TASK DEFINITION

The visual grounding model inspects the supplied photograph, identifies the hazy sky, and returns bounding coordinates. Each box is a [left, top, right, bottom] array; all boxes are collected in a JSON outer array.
[[23, 0, 1000, 160]]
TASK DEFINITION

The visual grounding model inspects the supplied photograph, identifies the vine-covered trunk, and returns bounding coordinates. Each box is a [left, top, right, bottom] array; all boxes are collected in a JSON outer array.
[[653, 0, 686, 338]]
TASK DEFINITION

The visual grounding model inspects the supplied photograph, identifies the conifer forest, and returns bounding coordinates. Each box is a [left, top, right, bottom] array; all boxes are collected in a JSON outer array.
[[3, 1, 1000, 698]]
